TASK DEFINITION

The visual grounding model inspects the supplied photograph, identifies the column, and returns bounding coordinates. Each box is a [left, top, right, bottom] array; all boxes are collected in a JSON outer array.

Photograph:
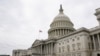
[[56, 30, 58, 36], [46, 44, 47, 55], [59, 29, 61, 36], [52, 43, 54, 55], [59, 29, 60, 36], [92, 35, 96, 50], [53, 30, 55, 36], [51, 32, 52, 38], [48, 44, 49, 54], [45, 45, 46, 55], [48, 44, 49, 55], [60, 29, 61, 35], [62, 29, 63, 35], [97, 34, 100, 49], [67, 29, 68, 34], [39, 45, 40, 55], [48, 44, 50, 54], [55, 30, 56, 36], [56, 30, 57, 36], [37, 46, 38, 53], [44, 45, 46, 56], [52, 31, 54, 36], [58, 30, 59, 36], [39, 46, 40, 54], [42, 45, 44, 55], [38, 46, 39, 53], [64, 29, 67, 34], [50, 43, 51, 54], [63, 29, 65, 35], [61, 29, 63, 35], [41, 45, 42, 56], [49, 44, 50, 55], [68, 29, 69, 33], [51, 43, 52, 56], [47, 44, 48, 55], [49, 43, 51, 54], [51, 43, 53, 55], [90, 36, 93, 50], [61, 29, 62, 35], [62, 29, 64, 35]]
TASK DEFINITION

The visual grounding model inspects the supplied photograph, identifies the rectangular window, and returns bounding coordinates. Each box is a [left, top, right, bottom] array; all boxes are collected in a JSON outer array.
[[72, 44, 75, 51], [77, 53, 81, 56], [67, 45, 70, 52], [59, 47, 61, 53], [62, 46, 64, 52], [77, 43, 81, 50]]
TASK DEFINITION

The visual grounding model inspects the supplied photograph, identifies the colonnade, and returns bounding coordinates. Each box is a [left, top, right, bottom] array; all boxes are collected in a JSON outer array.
[[49, 29, 72, 38], [33, 42, 55, 56], [42, 43, 54, 56], [90, 33, 100, 50]]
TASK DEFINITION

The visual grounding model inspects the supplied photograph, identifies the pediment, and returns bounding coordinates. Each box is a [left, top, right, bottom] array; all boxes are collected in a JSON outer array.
[[32, 40, 41, 46]]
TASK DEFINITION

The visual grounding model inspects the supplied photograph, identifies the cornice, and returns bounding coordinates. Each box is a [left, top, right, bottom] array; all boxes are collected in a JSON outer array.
[[57, 27, 90, 40]]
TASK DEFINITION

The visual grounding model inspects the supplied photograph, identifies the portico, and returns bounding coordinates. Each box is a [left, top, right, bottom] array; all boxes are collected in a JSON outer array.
[[32, 39, 56, 56]]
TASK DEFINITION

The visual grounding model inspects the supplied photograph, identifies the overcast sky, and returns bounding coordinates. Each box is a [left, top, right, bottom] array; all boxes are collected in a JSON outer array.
[[0, 0, 100, 55]]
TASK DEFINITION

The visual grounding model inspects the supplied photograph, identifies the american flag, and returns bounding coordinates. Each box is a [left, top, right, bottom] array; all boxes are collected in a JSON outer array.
[[39, 30, 42, 32]]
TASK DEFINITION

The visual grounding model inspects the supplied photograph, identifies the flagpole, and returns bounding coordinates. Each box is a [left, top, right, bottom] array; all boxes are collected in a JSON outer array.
[[38, 30, 42, 39]]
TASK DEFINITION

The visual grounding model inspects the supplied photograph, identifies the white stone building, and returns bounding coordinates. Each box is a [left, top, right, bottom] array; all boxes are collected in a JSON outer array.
[[12, 5, 100, 56]]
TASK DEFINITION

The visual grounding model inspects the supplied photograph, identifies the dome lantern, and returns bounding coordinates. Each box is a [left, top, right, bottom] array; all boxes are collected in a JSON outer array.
[[59, 4, 63, 13]]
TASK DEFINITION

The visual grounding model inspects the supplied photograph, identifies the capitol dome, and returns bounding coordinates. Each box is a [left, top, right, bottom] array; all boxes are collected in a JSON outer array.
[[48, 5, 75, 39]]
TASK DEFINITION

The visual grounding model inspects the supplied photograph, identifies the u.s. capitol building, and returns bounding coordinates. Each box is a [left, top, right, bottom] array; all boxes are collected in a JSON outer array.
[[12, 5, 100, 56]]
